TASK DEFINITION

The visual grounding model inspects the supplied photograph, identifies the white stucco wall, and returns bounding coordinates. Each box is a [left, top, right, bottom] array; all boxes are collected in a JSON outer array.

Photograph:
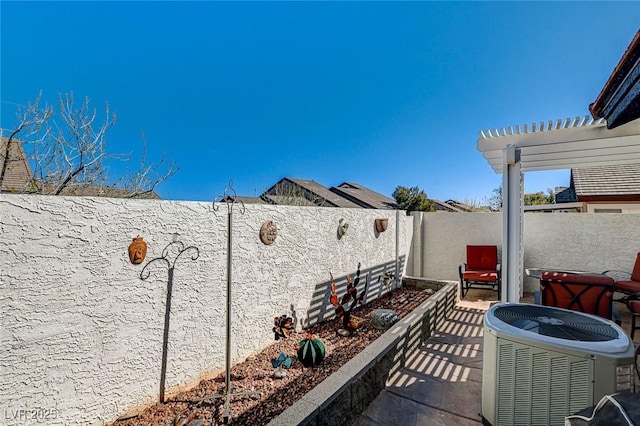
[[522, 213, 640, 290], [412, 212, 502, 280], [413, 211, 640, 292], [0, 194, 407, 425]]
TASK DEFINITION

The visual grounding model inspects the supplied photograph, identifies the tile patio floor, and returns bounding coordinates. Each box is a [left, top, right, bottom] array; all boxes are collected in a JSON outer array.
[[353, 288, 639, 426]]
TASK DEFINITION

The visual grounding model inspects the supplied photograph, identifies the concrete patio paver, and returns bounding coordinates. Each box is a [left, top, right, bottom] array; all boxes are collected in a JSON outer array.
[[354, 287, 639, 426], [354, 302, 489, 425]]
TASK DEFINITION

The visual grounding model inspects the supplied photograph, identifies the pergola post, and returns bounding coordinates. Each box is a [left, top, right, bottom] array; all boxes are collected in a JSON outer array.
[[502, 145, 523, 303]]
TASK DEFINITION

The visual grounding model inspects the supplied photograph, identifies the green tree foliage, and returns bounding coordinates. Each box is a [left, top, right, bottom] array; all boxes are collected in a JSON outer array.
[[392, 185, 434, 213], [488, 186, 555, 210], [524, 189, 555, 205]]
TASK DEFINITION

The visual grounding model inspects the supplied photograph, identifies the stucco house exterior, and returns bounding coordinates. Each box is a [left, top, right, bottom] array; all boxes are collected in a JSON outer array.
[[555, 164, 640, 213]]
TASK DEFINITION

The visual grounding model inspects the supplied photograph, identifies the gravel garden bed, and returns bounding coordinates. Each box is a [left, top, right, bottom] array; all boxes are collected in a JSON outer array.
[[112, 285, 434, 426]]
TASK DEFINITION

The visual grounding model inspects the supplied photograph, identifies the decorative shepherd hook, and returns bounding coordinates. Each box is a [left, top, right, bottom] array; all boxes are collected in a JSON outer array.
[[140, 235, 199, 403], [209, 180, 260, 424]]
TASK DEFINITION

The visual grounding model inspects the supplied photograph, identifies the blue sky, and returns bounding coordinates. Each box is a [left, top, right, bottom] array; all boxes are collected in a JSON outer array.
[[1, 2, 639, 203]]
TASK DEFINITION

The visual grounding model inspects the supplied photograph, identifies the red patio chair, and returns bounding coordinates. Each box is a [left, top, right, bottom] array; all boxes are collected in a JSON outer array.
[[605, 253, 640, 300], [603, 252, 640, 332], [540, 272, 614, 320], [458, 245, 500, 298]]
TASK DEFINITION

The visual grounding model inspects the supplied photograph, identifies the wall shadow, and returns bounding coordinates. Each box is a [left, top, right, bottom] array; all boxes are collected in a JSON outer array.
[[299, 256, 406, 329]]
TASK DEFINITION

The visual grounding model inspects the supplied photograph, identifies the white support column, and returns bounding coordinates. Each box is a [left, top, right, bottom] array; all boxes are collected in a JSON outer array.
[[502, 145, 523, 303], [410, 211, 423, 277]]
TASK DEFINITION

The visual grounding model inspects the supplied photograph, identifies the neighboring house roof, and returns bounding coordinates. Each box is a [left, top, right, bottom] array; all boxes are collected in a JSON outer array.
[[218, 195, 266, 205], [262, 178, 361, 208], [524, 202, 583, 213], [431, 199, 463, 212], [554, 186, 577, 203], [444, 199, 473, 212], [230, 196, 266, 205], [0, 137, 33, 192], [590, 30, 640, 129], [571, 164, 640, 201], [289, 178, 360, 208], [261, 194, 317, 206], [329, 182, 397, 210]]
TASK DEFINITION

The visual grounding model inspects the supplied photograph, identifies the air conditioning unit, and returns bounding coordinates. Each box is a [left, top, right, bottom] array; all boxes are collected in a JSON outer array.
[[482, 303, 635, 426]]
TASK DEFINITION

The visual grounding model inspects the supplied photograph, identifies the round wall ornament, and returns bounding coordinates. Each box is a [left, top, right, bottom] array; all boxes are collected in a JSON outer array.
[[260, 220, 278, 245]]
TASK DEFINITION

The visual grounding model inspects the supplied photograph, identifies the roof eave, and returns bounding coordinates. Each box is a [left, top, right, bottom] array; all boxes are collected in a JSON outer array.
[[590, 30, 640, 129]]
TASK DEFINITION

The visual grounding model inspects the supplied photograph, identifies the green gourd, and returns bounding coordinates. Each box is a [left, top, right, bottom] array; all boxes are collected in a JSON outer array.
[[297, 335, 326, 367]]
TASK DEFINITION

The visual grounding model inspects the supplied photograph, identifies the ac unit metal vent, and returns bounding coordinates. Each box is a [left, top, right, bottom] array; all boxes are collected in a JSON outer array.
[[495, 340, 592, 425], [493, 304, 617, 341], [483, 304, 634, 426]]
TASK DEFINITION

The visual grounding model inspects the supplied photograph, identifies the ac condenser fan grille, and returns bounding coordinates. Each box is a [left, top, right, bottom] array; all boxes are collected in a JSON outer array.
[[493, 305, 617, 342]]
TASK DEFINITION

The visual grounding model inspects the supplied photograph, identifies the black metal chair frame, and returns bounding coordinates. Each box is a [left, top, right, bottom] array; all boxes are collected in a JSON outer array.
[[458, 263, 501, 298]]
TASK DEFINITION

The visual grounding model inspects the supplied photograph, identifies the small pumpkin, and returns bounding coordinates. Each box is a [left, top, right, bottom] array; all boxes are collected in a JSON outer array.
[[296, 333, 326, 367]]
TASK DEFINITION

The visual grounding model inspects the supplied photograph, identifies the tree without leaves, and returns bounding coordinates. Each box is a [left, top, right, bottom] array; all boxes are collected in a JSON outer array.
[[392, 185, 434, 213], [1, 92, 177, 198], [488, 186, 503, 211]]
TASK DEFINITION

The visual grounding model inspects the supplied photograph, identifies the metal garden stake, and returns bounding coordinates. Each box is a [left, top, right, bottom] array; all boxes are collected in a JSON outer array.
[[208, 181, 260, 424], [140, 235, 199, 403]]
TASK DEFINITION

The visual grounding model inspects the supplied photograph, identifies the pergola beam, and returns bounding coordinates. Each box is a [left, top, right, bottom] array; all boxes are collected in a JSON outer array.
[[476, 117, 640, 303]]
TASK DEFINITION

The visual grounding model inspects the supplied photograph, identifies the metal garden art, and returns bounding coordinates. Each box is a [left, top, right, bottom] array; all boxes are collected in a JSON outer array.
[[205, 181, 260, 424], [139, 235, 199, 403], [296, 332, 326, 367], [380, 271, 396, 304], [329, 262, 368, 336], [128, 235, 148, 264], [260, 220, 277, 245], [271, 314, 294, 378]]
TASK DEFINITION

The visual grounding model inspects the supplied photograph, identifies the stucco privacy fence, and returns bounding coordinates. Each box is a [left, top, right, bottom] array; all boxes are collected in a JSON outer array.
[[0, 194, 412, 425], [409, 210, 640, 294]]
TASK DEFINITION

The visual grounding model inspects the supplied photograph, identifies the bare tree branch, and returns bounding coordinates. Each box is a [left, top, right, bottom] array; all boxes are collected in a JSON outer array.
[[3, 91, 177, 198], [0, 92, 53, 192]]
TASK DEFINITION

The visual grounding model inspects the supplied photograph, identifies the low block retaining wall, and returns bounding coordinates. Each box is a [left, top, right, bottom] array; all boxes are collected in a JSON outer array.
[[268, 280, 458, 426]]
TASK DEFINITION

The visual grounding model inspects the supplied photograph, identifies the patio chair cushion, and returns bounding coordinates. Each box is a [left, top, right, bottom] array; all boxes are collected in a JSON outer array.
[[462, 270, 499, 283], [466, 245, 498, 271]]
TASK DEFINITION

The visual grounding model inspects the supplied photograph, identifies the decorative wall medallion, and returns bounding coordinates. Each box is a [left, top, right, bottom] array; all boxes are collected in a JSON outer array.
[[337, 218, 349, 239], [375, 218, 389, 233], [128, 236, 147, 264], [260, 220, 278, 245]]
